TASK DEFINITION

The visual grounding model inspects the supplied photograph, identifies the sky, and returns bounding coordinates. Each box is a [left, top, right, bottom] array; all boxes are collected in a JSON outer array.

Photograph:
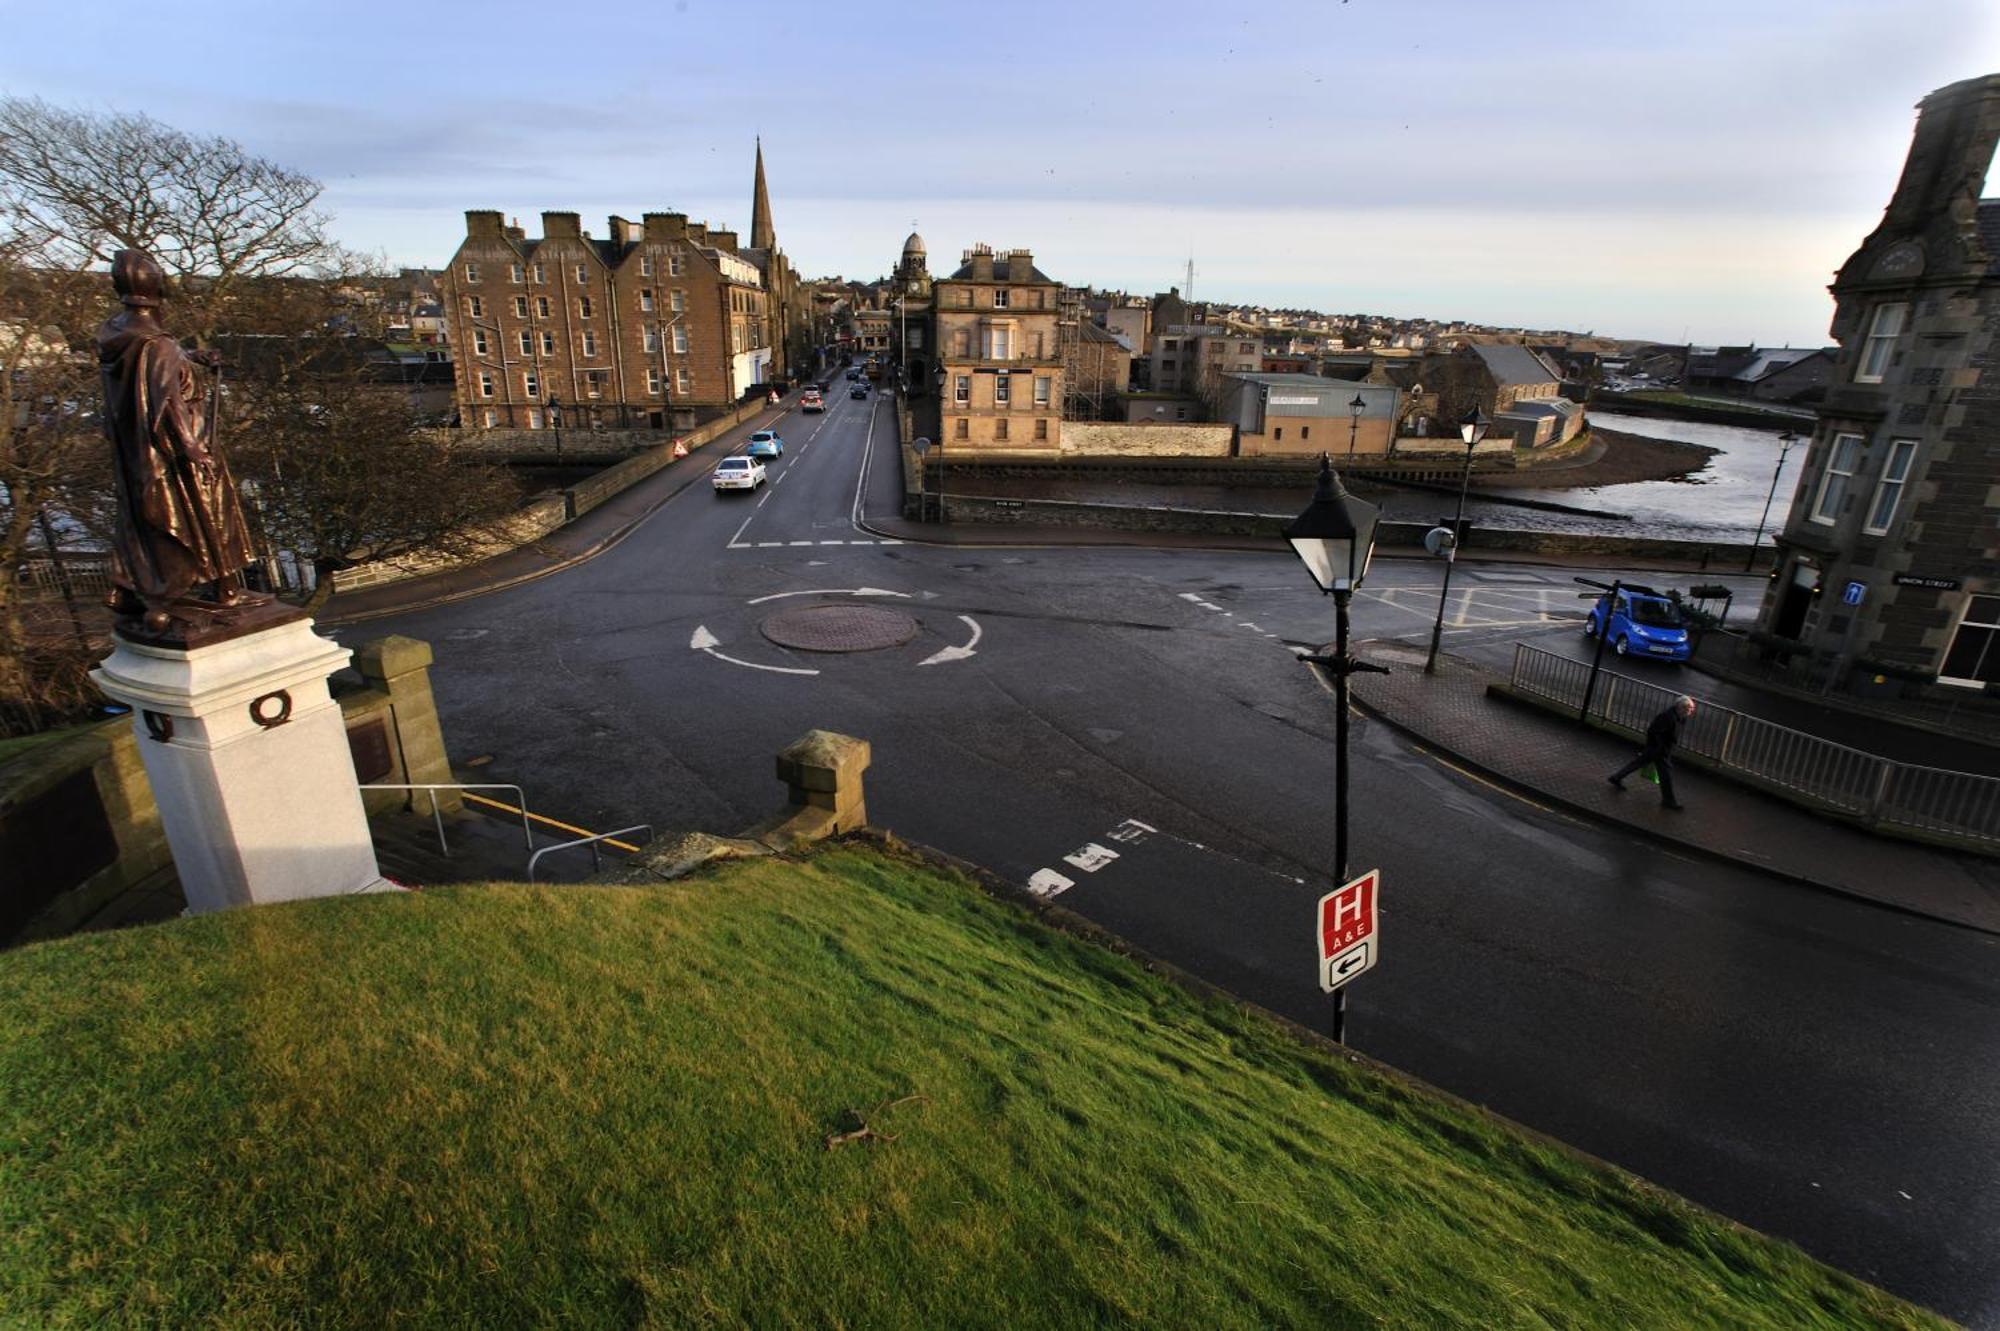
[[3, 0, 1996, 346]]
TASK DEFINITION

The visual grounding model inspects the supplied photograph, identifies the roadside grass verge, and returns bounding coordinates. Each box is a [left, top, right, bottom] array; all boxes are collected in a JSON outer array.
[[0, 844, 1947, 1328]]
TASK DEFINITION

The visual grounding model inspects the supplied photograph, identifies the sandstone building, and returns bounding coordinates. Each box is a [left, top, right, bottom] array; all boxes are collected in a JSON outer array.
[[439, 145, 810, 432], [935, 245, 1064, 451], [1759, 74, 2000, 699]]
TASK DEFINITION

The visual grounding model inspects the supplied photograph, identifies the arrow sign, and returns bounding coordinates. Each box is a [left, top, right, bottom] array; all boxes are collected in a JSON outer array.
[[745, 587, 911, 605], [1317, 869, 1379, 993], [918, 615, 983, 667], [688, 624, 819, 676]]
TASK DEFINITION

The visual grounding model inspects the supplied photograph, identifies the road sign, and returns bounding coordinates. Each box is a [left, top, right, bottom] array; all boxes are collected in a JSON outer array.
[[1423, 526, 1457, 558], [1842, 580, 1866, 607], [911, 436, 931, 456], [1317, 869, 1379, 993]]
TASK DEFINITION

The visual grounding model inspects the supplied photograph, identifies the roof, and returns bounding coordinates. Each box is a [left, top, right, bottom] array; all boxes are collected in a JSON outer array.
[[1079, 322, 1127, 347], [1228, 373, 1398, 418], [1470, 344, 1560, 387], [1978, 199, 2000, 276], [945, 257, 1057, 284]]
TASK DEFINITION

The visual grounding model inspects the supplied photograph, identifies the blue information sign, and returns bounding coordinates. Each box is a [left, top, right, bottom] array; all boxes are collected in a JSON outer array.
[[1842, 581, 1866, 607]]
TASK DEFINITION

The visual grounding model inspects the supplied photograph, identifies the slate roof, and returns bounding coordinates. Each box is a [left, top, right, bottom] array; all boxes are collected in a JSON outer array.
[[1470, 343, 1559, 387], [945, 257, 1057, 284]]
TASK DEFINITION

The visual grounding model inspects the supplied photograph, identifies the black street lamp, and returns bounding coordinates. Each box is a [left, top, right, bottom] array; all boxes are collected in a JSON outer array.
[[1285, 455, 1386, 1045], [1346, 392, 1366, 461], [1746, 429, 1800, 572], [1423, 407, 1490, 675], [547, 393, 564, 465]]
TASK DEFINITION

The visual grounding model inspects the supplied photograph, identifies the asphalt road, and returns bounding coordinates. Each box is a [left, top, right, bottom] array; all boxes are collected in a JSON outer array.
[[336, 382, 2000, 1326]]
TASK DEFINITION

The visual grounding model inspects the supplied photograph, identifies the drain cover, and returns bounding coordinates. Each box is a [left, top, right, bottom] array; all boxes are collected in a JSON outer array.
[[760, 604, 920, 653]]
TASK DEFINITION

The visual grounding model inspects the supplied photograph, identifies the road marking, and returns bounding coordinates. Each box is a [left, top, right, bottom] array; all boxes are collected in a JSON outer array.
[[1063, 843, 1119, 873], [758, 541, 783, 547], [688, 624, 820, 676], [819, 539, 846, 545], [757, 491, 772, 507], [746, 587, 911, 604], [790, 540, 814, 546], [1106, 818, 1156, 844], [1026, 869, 1074, 899], [850, 392, 880, 532], [1427, 753, 1553, 814], [728, 510, 757, 548], [917, 614, 983, 666]]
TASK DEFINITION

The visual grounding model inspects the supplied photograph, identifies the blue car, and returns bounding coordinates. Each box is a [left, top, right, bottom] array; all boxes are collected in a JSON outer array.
[[745, 430, 784, 459], [1585, 586, 1691, 661]]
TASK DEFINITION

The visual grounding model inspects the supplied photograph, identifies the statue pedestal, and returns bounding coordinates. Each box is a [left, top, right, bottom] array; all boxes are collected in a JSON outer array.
[[91, 613, 393, 915]]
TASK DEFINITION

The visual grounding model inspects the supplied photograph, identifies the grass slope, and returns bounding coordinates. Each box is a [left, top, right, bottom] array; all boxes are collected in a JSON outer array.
[[0, 845, 1946, 1329]]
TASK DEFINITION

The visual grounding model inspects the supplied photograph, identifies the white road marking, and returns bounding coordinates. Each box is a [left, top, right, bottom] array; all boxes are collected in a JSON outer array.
[[850, 394, 880, 532], [1106, 819, 1155, 844], [747, 587, 911, 604], [1063, 843, 1119, 873], [1026, 869, 1074, 899], [758, 541, 783, 547], [729, 510, 757, 547], [819, 539, 845, 545], [790, 540, 814, 546], [688, 623, 820, 676], [917, 614, 983, 666]]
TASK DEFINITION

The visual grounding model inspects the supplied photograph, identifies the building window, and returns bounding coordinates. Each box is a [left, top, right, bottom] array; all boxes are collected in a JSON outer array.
[[676, 366, 690, 393], [540, 331, 556, 356], [952, 329, 971, 357], [532, 263, 546, 284], [993, 288, 1010, 309], [640, 289, 655, 313], [1856, 303, 1906, 383], [671, 290, 686, 313], [574, 263, 589, 284], [1942, 596, 2000, 686], [513, 296, 528, 318], [582, 330, 598, 357], [1810, 433, 1862, 524], [482, 408, 497, 428], [1240, 341, 1256, 354], [954, 375, 970, 404], [1164, 338, 1179, 351], [1864, 439, 1919, 535], [672, 325, 688, 354], [1301, 427, 1311, 441], [954, 417, 969, 439], [995, 374, 1011, 405], [477, 372, 494, 398], [644, 325, 659, 352], [536, 296, 551, 319], [639, 256, 654, 277], [995, 418, 1009, 441], [1034, 418, 1048, 440], [647, 367, 661, 396], [669, 254, 685, 276], [585, 370, 606, 398], [1034, 376, 1051, 405], [579, 295, 593, 318], [467, 295, 483, 318], [523, 371, 540, 399], [909, 326, 925, 350], [510, 263, 524, 283], [982, 327, 1012, 359], [527, 408, 543, 430], [463, 262, 480, 283], [518, 330, 533, 356], [472, 330, 489, 356]]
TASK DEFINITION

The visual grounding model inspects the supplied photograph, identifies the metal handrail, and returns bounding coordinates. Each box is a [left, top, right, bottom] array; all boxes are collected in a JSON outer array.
[[1508, 643, 2000, 844], [527, 824, 653, 883], [359, 783, 533, 860]]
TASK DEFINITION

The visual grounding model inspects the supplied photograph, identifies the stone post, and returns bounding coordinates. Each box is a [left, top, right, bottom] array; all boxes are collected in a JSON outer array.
[[352, 635, 458, 811], [769, 730, 871, 846]]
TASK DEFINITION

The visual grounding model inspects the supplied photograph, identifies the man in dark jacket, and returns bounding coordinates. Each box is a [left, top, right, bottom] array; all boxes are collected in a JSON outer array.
[[1609, 695, 1696, 810]]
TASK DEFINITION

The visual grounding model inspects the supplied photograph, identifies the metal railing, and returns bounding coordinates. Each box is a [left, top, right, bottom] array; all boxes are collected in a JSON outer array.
[[359, 783, 533, 860], [1509, 643, 2000, 845], [527, 824, 653, 883]]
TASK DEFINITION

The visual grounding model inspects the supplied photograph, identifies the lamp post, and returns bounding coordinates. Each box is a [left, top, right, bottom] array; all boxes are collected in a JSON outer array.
[[1346, 392, 1366, 461], [934, 363, 949, 522], [547, 393, 564, 466], [1285, 455, 1386, 1045], [1746, 429, 1799, 572], [1423, 407, 1490, 674]]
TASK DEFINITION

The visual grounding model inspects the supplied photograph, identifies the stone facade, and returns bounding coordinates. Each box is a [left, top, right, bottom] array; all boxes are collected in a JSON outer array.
[[936, 245, 1064, 451], [1761, 74, 2000, 698]]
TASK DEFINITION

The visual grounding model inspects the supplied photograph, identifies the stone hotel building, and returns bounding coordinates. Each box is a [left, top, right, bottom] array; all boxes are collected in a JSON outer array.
[[935, 245, 1064, 451]]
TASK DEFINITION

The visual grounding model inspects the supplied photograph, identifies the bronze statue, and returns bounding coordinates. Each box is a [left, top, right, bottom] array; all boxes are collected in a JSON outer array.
[[98, 249, 263, 637]]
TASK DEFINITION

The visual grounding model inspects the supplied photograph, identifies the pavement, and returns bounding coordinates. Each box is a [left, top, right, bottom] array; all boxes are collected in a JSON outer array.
[[1348, 643, 2000, 935], [318, 392, 2000, 938]]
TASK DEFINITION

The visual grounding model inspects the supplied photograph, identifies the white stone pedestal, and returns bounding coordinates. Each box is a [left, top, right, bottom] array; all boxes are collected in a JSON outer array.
[[91, 615, 393, 915]]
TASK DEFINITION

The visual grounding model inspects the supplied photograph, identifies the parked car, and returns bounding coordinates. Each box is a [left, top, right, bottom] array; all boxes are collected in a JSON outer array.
[[801, 390, 825, 413], [745, 430, 784, 459], [850, 385, 868, 399], [711, 455, 766, 493], [1584, 586, 1691, 661]]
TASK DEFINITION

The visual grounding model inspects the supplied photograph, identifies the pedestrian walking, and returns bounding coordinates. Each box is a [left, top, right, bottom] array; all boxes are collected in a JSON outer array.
[[1609, 695, 1696, 810]]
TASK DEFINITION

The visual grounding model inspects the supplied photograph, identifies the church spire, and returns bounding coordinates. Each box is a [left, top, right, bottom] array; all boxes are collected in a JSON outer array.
[[750, 137, 775, 250]]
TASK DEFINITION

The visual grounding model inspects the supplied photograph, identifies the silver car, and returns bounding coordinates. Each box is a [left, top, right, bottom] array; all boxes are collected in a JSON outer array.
[[711, 455, 766, 493]]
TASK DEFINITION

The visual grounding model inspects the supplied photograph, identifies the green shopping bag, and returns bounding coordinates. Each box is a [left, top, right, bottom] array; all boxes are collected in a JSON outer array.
[[1641, 763, 1661, 785]]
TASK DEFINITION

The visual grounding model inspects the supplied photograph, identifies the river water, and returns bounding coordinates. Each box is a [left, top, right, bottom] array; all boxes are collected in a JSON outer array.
[[1375, 411, 1808, 543]]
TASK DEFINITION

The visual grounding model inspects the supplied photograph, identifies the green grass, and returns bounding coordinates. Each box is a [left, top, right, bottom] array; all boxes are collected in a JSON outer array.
[[0, 845, 1945, 1329], [0, 724, 91, 767], [1618, 390, 1811, 418]]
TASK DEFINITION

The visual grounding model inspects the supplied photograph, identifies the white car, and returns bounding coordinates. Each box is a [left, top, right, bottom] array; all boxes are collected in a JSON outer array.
[[711, 455, 766, 493]]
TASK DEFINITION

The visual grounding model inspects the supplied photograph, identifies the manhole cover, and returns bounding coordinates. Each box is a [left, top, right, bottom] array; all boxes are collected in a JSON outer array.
[[760, 604, 920, 653]]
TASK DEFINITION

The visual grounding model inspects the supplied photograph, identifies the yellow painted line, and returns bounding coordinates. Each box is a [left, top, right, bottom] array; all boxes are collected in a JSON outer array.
[[1426, 754, 1556, 815], [463, 792, 642, 853]]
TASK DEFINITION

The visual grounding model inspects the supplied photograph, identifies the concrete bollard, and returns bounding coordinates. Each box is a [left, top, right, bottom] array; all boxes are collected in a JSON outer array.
[[351, 635, 458, 811]]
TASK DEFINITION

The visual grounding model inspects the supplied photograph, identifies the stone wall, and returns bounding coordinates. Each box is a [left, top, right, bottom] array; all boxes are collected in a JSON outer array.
[[1059, 421, 1233, 458]]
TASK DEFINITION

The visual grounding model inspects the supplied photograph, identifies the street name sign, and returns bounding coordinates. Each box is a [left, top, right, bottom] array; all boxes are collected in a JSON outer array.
[[1317, 869, 1379, 993]]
